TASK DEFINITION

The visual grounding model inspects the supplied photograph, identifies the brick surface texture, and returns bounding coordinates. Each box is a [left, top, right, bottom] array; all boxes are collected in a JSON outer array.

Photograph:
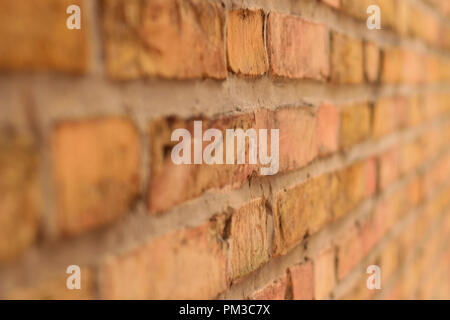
[[0, 0, 449, 300]]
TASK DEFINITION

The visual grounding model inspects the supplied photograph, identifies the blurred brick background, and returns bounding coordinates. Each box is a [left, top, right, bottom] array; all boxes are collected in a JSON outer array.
[[0, 0, 449, 299]]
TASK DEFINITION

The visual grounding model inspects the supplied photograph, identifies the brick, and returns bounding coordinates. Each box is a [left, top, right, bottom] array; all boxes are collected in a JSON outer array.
[[313, 247, 335, 299], [378, 148, 400, 190], [103, 0, 226, 79], [6, 268, 94, 299], [330, 33, 364, 84], [339, 103, 371, 149], [230, 199, 271, 280], [252, 274, 287, 300], [52, 118, 140, 236], [100, 221, 227, 299], [275, 107, 318, 171], [0, 134, 41, 262], [149, 107, 321, 213], [381, 48, 403, 84], [227, 9, 268, 76], [331, 160, 375, 220], [267, 12, 329, 80], [274, 174, 334, 255], [322, 0, 340, 8], [289, 261, 314, 300], [364, 41, 380, 83], [0, 0, 89, 73], [336, 225, 363, 280], [380, 241, 399, 284], [373, 98, 406, 139], [316, 103, 339, 155]]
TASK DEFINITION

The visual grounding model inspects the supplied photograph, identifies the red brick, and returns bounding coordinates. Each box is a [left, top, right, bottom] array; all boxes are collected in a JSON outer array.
[[52, 118, 140, 236], [289, 261, 314, 300], [267, 12, 329, 80], [0, 0, 89, 73], [103, 0, 226, 79], [316, 103, 339, 155], [252, 274, 287, 300], [100, 221, 227, 299], [227, 9, 268, 76]]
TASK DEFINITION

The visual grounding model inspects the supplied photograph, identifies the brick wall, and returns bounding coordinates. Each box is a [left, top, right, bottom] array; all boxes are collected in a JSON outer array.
[[0, 0, 449, 300]]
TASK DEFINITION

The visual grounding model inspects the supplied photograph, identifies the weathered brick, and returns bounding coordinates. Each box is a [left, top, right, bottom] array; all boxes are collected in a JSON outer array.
[[52, 118, 140, 236], [313, 247, 335, 299], [364, 41, 380, 83], [289, 261, 314, 300], [378, 148, 400, 190], [373, 97, 406, 139], [149, 107, 321, 213], [0, 134, 41, 262], [339, 103, 371, 149], [103, 0, 226, 79], [252, 274, 287, 300], [227, 9, 268, 76], [230, 199, 271, 280], [316, 103, 339, 155], [274, 174, 334, 255], [330, 33, 364, 84], [0, 0, 89, 73], [100, 221, 227, 299], [267, 12, 329, 80], [381, 48, 403, 84]]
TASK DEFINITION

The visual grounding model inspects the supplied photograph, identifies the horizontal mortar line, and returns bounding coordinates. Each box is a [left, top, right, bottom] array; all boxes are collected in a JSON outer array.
[[1, 74, 450, 123], [224, 0, 450, 58], [331, 188, 450, 300], [219, 170, 450, 300], [373, 221, 450, 300], [0, 117, 448, 295]]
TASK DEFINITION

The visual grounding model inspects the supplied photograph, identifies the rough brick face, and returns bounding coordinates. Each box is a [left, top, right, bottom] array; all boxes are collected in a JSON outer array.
[[103, 0, 226, 79], [230, 199, 271, 280], [331, 33, 364, 84], [227, 9, 268, 76], [101, 221, 227, 299], [0, 0, 89, 73], [267, 13, 329, 80], [52, 118, 140, 235], [1, 0, 450, 301], [0, 134, 41, 262]]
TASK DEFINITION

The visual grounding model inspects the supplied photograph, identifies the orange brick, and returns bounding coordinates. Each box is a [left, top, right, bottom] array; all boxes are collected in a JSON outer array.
[[0, 134, 41, 262], [252, 274, 287, 300], [316, 103, 339, 155], [322, 0, 340, 8], [378, 148, 400, 190], [373, 97, 406, 139], [313, 247, 336, 299], [267, 12, 329, 80], [103, 0, 226, 79], [100, 221, 227, 299], [340, 103, 371, 149], [274, 174, 334, 255], [227, 9, 268, 76], [381, 48, 403, 84], [0, 0, 89, 73], [289, 261, 314, 300], [230, 199, 271, 280], [330, 33, 364, 84], [52, 118, 140, 236]]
